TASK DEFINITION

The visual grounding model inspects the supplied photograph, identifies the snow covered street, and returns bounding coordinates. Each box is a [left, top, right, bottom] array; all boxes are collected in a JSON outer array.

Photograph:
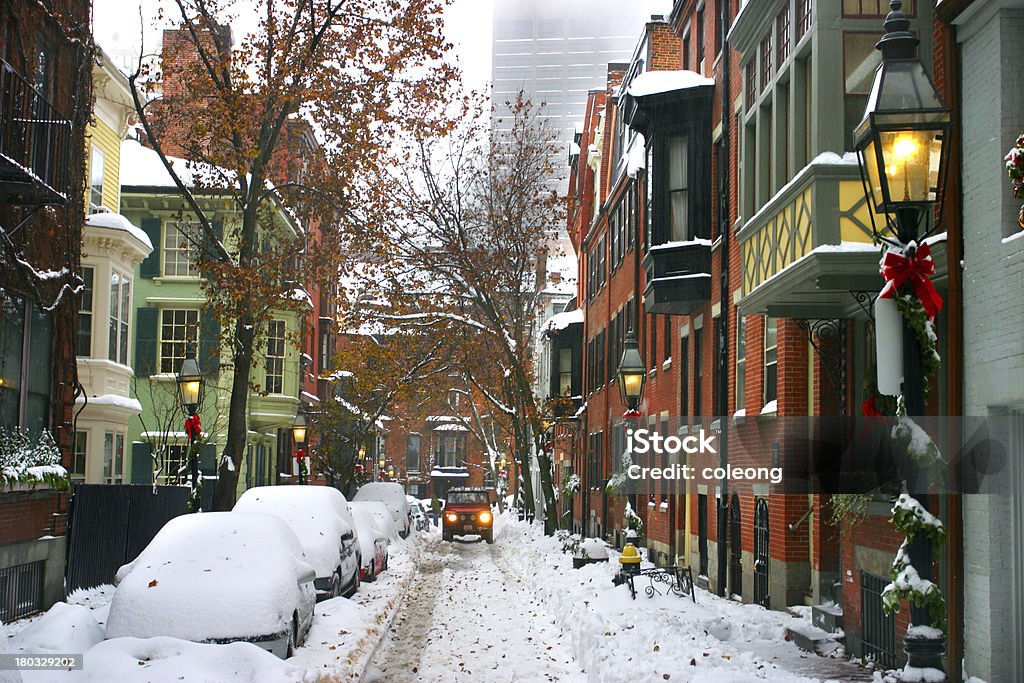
[[363, 534, 585, 683]]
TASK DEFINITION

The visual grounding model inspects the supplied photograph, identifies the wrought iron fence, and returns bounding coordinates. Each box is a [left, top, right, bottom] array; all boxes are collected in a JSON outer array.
[[0, 560, 44, 622], [860, 571, 899, 670], [0, 58, 72, 202]]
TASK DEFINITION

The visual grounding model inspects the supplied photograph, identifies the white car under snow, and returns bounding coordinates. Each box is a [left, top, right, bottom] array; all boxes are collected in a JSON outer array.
[[106, 512, 317, 659]]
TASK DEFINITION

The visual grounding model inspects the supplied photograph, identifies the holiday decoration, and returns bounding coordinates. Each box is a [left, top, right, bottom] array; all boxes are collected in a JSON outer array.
[[184, 413, 202, 439], [1006, 132, 1024, 229], [879, 242, 942, 320]]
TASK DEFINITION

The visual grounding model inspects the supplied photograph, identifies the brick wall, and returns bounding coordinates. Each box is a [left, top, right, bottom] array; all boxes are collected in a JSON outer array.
[[0, 492, 68, 545]]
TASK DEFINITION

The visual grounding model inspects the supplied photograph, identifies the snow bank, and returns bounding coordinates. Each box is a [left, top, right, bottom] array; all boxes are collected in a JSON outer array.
[[493, 514, 843, 683], [8, 603, 104, 655]]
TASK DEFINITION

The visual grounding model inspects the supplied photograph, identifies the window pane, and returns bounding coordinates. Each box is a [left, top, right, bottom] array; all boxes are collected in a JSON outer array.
[[71, 431, 87, 482], [108, 272, 119, 362], [77, 267, 93, 356], [163, 222, 200, 277], [25, 304, 52, 437], [103, 432, 113, 483], [120, 277, 130, 364], [89, 146, 104, 210], [266, 319, 286, 394], [160, 309, 199, 374]]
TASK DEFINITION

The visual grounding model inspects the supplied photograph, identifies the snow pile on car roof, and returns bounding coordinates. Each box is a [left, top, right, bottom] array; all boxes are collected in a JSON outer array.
[[106, 512, 314, 642]]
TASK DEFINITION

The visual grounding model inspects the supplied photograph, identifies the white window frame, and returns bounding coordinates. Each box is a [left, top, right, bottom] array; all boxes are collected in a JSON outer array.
[[159, 308, 200, 374], [89, 145, 104, 212], [108, 270, 131, 364], [265, 319, 286, 394], [103, 431, 125, 484], [162, 222, 200, 278]]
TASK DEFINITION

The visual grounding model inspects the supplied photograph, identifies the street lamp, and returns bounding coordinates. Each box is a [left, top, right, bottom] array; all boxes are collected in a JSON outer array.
[[853, 1, 949, 677], [616, 328, 646, 416], [292, 412, 307, 485], [176, 350, 204, 512]]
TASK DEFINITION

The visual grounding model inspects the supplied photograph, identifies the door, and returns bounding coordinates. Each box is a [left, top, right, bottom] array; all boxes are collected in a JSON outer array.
[[753, 498, 770, 608], [730, 494, 742, 599]]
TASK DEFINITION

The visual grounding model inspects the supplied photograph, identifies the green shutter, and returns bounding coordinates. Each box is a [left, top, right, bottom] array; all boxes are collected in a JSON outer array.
[[139, 218, 162, 278], [199, 443, 217, 475], [201, 220, 223, 264], [130, 441, 153, 484], [135, 307, 158, 376], [199, 312, 220, 375]]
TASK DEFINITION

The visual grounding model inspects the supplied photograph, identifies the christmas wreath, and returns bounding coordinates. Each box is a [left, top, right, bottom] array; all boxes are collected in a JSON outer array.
[[1005, 132, 1024, 229]]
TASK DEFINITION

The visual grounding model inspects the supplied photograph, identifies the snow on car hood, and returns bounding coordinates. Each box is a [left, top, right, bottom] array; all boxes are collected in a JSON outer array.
[[234, 486, 353, 578], [106, 512, 314, 642]]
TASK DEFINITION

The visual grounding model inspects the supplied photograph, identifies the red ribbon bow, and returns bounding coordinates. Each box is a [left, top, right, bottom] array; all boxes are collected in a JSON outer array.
[[295, 448, 305, 460], [184, 414, 202, 439], [879, 242, 943, 320]]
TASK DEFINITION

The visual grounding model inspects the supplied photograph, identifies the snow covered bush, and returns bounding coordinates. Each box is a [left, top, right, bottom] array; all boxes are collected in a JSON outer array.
[[622, 500, 644, 538], [0, 429, 69, 490]]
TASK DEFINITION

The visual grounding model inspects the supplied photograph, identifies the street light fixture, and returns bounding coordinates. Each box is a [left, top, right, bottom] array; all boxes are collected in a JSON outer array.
[[616, 328, 646, 415], [176, 349, 205, 512], [852, 1, 948, 677], [292, 412, 308, 485]]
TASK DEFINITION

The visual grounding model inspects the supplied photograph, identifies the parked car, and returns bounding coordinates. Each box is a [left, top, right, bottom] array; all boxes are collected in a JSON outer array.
[[348, 501, 391, 582], [107, 512, 316, 659], [407, 496, 429, 532], [442, 487, 494, 543], [353, 482, 411, 537], [233, 485, 361, 600]]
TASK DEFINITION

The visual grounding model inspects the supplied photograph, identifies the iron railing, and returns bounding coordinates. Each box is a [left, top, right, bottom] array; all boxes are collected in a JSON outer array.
[[0, 58, 72, 203], [860, 572, 900, 670], [0, 560, 44, 622]]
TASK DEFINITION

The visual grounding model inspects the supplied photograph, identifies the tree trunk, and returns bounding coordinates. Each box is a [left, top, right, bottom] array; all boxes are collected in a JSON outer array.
[[536, 451, 559, 534], [212, 316, 255, 511]]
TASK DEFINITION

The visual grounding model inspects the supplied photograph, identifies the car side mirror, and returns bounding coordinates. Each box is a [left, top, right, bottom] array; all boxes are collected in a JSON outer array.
[[298, 567, 316, 585], [341, 529, 354, 542]]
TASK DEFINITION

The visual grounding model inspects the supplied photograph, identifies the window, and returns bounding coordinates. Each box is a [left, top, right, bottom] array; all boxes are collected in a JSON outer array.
[[71, 431, 87, 483], [0, 290, 52, 436], [764, 316, 778, 404], [696, 7, 705, 74], [843, 32, 883, 150], [663, 316, 671, 362], [438, 433, 465, 468], [558, 348, 572, 396], [668, 135, 690, 241], [694, 325, 703, 414], [108, 271, 130, 364], [406, 434, 421, 472], [843, 0, 913, 17], [103, 432, 124, 484], [698, 494, 708, 575], [77, 267, 93, 356], [746, 62, 756, 109], [759, 35, 772, 91], [588, 432, 603, 491], [776, 6, 790, 65], [680, 334, 690, 416], [162, 222, 200, 277], [796, 0, 813, 41], [89, 146, 104, 211], [683, 32, 691, 71], [266, 319, 286, 394], [159, 444, 188, 484], [648, 315, 658, 370], [159, 309, 199, 374], [736, 315, 747, 410]]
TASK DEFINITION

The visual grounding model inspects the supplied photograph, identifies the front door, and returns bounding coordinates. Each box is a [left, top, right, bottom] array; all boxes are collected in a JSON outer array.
[[730, 494, 742, 599], [753, 498, 770, 608]]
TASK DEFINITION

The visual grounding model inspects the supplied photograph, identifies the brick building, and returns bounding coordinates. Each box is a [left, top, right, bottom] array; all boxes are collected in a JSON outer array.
[[0, 0, 92, 619], [566, 0, 966, 674]]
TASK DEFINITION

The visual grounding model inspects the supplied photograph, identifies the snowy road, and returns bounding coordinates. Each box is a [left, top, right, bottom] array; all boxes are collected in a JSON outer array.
[[363, 536, 586, 683]]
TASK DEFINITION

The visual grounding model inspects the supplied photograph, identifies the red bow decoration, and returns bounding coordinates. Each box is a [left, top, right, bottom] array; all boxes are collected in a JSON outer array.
[[879, 242, 943, 320], [295, 448, 305, 460], [184, 414, 201, 439], [622, 408, 642, 419], [861, 397, 882, 417]]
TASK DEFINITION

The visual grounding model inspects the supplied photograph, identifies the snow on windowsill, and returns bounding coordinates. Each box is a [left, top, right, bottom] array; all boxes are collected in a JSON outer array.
[[760, 399, 778, 416], [1002, 230, 1024, 245], [662, 358, 672, 371]]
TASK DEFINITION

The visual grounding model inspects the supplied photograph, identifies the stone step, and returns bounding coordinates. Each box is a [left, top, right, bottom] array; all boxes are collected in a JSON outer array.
[[786, 620, 844, 657]]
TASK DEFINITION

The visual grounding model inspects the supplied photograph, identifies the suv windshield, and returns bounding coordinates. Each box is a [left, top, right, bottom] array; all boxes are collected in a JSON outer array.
[[447, 491, 489, 505]]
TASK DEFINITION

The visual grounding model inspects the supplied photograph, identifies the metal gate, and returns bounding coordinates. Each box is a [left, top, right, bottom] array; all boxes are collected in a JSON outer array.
[[0, 560, 44, 622], [753, 498, 770, 608], [65, 485, 191, 593], [730, 494, 742, 598], [860, 572, 899, 669]]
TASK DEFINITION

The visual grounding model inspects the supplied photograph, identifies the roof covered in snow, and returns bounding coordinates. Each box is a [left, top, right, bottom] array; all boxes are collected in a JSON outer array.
[[627, 70, 714, 98], [85, 212, 153, 251]]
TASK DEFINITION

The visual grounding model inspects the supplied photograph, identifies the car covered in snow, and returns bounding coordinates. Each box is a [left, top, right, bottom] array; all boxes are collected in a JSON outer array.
[[107, 512, 316, 659], [348, 501, 392, 582], [233, 485, 361, 600], [407, 496, 430, 532], [442, 487, 494, 543], [353, 482, 412, 537]]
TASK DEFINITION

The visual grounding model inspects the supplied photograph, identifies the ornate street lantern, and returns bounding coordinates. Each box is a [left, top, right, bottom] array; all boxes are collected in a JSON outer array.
[[176, 352, 204, 416], [291, 413, 307, 446], [616, 329, 646, 413]]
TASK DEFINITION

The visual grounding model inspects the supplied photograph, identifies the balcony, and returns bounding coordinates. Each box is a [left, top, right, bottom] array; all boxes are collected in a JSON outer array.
[[642, 240, 712, 315], [737, 155, 948, 318], [0, 59, 72, 205]]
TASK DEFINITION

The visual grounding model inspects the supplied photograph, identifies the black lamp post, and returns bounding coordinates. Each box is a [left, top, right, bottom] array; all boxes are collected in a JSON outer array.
[[616, 329, 646, 416], [176, 350, 204, 512], [853, 1, 950, 677], [292, 412, 307, 485]]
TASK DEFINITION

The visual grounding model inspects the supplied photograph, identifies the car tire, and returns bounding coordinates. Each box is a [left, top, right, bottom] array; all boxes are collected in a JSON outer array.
[[485, 530, 494, 544], [285, 615, 297, 658], [330, 569, 342, 598], [350, 565, 361, 595], [364, 560, 376, 583], [442, 530, 452, 542]]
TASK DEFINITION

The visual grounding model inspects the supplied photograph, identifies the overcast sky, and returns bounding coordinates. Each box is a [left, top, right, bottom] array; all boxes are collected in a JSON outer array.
[[92, 0, 495, 93]]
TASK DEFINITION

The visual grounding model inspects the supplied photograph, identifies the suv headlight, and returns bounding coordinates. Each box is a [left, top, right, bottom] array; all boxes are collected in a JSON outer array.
[[478, 511, 492, 524], [445, 512, 458, 523]]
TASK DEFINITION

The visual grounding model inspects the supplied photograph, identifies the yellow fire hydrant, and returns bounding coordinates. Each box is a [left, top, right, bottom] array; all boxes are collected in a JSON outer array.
[[619, 543, 642, 576]]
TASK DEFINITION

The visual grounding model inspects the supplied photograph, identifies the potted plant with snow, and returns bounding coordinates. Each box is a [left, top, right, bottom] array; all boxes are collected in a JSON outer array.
[[0, 429, 70, 492]]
